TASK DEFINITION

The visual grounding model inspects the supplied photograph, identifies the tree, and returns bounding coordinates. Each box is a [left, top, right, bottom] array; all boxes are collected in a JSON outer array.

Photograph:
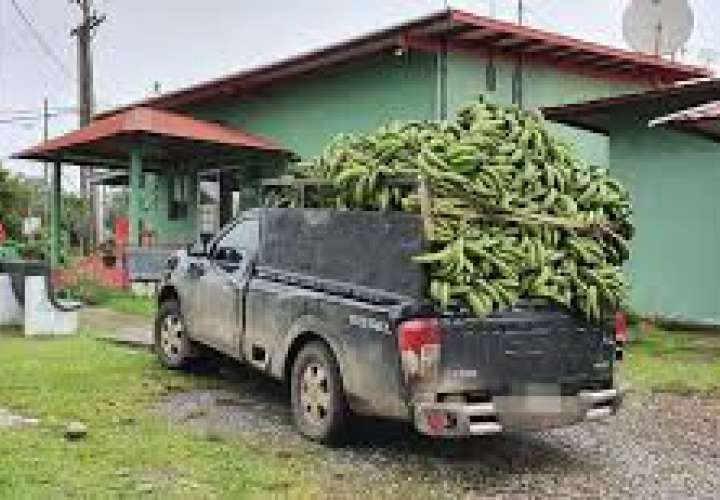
[[0, 165, 34, 240]]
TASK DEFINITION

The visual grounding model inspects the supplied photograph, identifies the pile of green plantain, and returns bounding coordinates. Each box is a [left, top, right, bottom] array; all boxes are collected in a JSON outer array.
[[280, 97, 633, 320]]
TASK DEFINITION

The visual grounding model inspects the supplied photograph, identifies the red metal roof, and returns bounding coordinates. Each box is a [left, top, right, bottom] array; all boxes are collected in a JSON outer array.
[[649, 101, 720, 142], [15, 107, 285, 167], [97, 9, 710, 119], [542, 78, 720, 135], [651, 101, 720, 125]]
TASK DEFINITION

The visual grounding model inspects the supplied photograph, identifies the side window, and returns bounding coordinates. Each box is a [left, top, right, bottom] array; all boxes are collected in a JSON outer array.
[[211, 217, 259, 266]]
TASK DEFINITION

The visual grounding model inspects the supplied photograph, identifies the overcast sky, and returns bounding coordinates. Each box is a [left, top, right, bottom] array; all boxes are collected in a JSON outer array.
[[1, 0, 718, 186]]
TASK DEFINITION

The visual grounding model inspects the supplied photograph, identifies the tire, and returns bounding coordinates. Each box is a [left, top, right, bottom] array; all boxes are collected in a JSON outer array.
[[290, 341, 348, 443], [154, 300, 193, 369]]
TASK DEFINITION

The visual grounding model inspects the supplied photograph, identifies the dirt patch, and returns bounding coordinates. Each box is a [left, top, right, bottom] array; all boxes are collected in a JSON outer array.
[[157, 362, 720, 499], [79, 307, 153, 347]]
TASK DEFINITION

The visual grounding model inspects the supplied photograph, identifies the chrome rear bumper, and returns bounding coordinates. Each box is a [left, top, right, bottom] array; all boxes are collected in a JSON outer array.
[[414, 388, 623, 437]]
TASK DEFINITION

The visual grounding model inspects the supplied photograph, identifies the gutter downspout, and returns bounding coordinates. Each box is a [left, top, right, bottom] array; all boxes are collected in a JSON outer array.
[[421, 6, 450, 243], [436, 3, 450, 121], [436, 38, 448, 120]]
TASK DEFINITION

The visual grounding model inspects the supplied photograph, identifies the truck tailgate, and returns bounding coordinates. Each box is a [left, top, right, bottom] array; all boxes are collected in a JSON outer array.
[[434, 303, 614, 397]]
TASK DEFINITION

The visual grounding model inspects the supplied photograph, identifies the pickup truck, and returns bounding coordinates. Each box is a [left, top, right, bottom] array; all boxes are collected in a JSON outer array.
[[155, 208, 623, 443]]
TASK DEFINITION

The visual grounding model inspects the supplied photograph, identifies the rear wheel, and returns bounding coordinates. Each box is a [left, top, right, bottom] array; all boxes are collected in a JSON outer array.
[[155, 300, 193, 369], [290, 341, 348, 443]]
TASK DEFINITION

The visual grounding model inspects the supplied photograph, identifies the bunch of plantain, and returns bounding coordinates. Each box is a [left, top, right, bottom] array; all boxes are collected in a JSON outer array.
[[281, 97, 633, 320]]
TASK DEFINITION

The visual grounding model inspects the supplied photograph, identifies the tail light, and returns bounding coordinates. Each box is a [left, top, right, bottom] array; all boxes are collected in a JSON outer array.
[[399, 318, 443, 382], [614, 312, 628, 343], [614, 312, 628, 362]]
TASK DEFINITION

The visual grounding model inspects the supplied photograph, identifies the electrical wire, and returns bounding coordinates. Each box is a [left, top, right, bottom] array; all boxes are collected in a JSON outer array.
[[0, 106, 77, 116], [9, 0, 74, 80], [0, 111, 77, 125]]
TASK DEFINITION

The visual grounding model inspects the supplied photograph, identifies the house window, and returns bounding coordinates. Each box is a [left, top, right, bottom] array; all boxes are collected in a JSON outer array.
[[168, 174, 189, 220]]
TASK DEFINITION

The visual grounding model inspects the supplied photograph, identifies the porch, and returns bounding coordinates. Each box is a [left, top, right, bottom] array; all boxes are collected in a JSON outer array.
[[14, 106, 289, 281]]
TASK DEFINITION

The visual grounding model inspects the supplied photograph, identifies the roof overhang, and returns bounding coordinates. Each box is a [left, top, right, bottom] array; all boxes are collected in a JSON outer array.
[[542, 78, 720, 135], [14, 107, 288, 169], [96, 9, 710, 119], [650, 101, 720, 143]]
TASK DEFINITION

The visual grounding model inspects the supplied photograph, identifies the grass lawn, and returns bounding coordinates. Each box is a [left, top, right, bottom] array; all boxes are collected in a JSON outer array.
[[0, 330, 313, 499], [620, 327, 720, 395], [103, 293, 156, 319]]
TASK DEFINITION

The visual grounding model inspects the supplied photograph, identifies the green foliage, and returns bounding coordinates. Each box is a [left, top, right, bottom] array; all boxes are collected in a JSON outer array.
[[622, 329, 720, 394], [58, 272, 118, 305], [56, 267, 155, 317], [0, 166, 34, 240], [286, 97, 633, 320]]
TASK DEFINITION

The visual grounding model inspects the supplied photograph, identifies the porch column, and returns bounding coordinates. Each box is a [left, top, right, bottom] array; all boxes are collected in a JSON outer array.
[[129, 148, 143, 246], [187, 169, 199, 242], [50, 161, 62, 268]]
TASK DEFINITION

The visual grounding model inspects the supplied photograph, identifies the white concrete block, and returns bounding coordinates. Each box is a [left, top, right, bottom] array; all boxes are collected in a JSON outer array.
[[0, 274, 22, 327], [24, 276, 78, 336]]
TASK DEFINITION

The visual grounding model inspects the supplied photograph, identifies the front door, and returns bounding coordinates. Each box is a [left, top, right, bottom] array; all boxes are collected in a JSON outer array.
[[189, 214, 259, 357]]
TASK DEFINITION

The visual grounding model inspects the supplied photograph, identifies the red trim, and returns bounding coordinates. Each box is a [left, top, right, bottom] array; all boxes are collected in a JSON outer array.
[[449, 10, 709, 79], [543, 79, 720, 118], [96, 9, 710, 120], [15, 107, 285, 160]]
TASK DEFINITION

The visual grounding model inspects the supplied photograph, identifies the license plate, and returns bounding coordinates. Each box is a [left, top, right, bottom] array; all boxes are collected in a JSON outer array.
[[521, 394, 563, 414]]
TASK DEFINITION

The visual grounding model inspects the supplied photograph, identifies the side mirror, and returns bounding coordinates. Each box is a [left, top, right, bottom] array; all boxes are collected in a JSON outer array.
[[214, 247, 243, 264], [187, 241, 207, 258]]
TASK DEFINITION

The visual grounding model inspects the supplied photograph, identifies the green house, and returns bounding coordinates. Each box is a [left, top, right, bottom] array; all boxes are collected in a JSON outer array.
[[15, 9, 709, 317], [546, 80, 720, 325]]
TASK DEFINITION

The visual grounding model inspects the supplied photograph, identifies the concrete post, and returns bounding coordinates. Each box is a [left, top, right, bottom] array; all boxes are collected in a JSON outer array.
[[50, 161, 62, 268], [129, 148, 143, 246]]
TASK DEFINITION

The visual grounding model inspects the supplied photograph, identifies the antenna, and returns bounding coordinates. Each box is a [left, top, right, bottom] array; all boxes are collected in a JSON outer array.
[[622, 0, 694, 57]]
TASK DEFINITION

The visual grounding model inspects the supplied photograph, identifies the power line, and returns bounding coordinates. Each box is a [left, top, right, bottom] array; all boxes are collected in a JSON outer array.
[[9, 0, 74, 80], [0, 110, 76, 125], [0, 106, 77, 115]]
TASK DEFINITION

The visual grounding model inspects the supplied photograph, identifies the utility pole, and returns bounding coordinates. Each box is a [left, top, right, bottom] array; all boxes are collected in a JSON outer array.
[[43, 97, 49, 224], [71, 0, 105, 251], [518, 0, 524, 25]]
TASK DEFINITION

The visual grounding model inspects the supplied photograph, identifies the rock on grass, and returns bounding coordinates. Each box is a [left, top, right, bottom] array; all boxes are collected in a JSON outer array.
[[65, 421, 88, 440]]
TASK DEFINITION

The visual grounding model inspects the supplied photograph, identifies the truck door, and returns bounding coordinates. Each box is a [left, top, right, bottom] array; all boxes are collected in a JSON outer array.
[[188, 215, 259, 357]]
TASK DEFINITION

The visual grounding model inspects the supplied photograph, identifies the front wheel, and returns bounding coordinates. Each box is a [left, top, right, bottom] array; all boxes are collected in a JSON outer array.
[[154, 300, 193, 369], [290, 341, 348, 443]]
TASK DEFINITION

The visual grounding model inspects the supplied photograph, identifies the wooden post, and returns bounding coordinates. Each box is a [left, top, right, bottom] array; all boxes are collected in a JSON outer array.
[[129, 148, 143, 247], [418, 174, 433, 242], [50, 161, 62, 268]]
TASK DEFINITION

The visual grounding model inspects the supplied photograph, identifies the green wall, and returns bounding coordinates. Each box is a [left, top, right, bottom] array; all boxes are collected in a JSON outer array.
[[137, 169, 198, 246], [609, 110, 720, 324], [445, 52, 648, 167], [186, 50, 440, 159], [186, 49, 650, 166]]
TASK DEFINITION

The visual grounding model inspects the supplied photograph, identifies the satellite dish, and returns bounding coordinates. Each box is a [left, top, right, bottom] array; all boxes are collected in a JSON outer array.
[[622, 0, 694, 56]]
